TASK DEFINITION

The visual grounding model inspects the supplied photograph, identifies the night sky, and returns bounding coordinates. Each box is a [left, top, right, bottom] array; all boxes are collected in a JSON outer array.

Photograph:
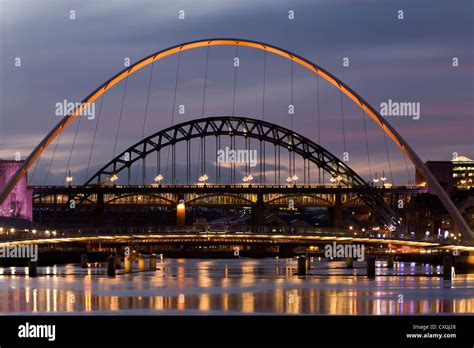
[[0, 0, 472, 185]]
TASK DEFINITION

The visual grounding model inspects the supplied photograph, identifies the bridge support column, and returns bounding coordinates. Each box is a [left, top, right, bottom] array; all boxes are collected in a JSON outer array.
[[346, 257, 353, 269], [107, 255, 116, 277], [124, 255, 131, 273], [138, 254, 147, 271], [80, 254, 88, 268], [387, 254, 394, 269], [93, 193, 104, 227], [28, 261, 37, 277], [367, 255, 376, 278], [328, 193, 343, 229], [149, 254, 157, 271], [252, 193, 265, 232], [297, 255, 307, 275], [443, 255, 453, 280]]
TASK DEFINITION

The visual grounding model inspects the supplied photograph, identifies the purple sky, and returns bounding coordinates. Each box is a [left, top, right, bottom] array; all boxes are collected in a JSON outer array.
[[0, 0, 472, 186]]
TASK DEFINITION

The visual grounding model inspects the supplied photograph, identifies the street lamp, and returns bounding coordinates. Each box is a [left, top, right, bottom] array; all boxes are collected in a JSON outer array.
[[286, 174, 298, 186], [330, 175, 342, 186], [66, 170, 73, 186], [109, 173, 118, 183], [243, 174, 253, 185], [198, 174, 209, 185], [380, 170, 387, 187], [373, 172, 379, 186], [154, 174, 163, 185]]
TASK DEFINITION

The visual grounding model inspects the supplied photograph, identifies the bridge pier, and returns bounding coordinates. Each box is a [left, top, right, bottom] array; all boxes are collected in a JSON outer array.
[[367, 255, 376, 278], [149, 254, 157, 271], [297, 255, 307, 275], [93, 193, 104, 227], [346, 257, 353, 269], [443, 255, 454, 280], [28, 261, 37, 277], [80, 254, 88, 268], [328, 193, 343, 229], [124, 255, 131, 273], [107, 255, 116, 277], [252, 193, 265, 232], [387, 254, 394, 269]]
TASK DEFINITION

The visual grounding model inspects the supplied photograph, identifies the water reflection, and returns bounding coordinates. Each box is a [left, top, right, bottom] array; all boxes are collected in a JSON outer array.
[[0, 259, 473, 314]]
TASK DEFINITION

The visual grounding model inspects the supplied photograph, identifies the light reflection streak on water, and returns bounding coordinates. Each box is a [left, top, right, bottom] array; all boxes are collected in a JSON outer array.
[[0, 259, 473, 314]]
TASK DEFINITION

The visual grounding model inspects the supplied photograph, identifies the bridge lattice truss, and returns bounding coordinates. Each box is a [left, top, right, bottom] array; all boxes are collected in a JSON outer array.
[[85, 116, 400, 229]]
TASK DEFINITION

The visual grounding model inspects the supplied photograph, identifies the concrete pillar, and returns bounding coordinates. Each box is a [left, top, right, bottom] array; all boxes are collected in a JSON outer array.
[[367, 256, 376, 278], [297, 256, 307, 275], [124, 255, 131, 273], [80, 254, 88, 268], [28, 261, 37, 278], [107, 255, 116, 277], [387, 254, 394, 269], [346, 257, 353, 269], [443, 255, 453, 280], [138, 254, 147, 272], [115, 254, 122, 270], [149, 254, 157, 271]]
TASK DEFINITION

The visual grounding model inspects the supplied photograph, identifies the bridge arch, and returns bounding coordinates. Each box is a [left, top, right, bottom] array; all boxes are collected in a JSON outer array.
[[0, 38, 470, 238], [266, 194, 333, 206], [86, 116, 398, 229], [186, 193, 254, 206]]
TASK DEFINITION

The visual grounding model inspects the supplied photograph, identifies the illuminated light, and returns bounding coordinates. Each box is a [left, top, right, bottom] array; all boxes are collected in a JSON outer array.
[[349, 226, 353, 230], [198, 174, 209, 185], [66, 170, 73, 184], [10, 228, 15, 233], [242, 174, 254, 184], [154, 174, 163, 184], [177, 202, 185, 210], [109, 173, 119, 183]]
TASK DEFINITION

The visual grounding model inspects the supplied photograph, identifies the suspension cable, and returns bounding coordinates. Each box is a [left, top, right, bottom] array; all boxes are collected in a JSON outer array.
[[201, 45, 210, 118], [84, 95, 105, 182], [135, 61, 156, 183], [361, 108, 372, 180], [404, 154, 412, 185], [63, 113, 82, 183], [165, 50, 182, 183], [43, 132, 62, 185], [232, 45, 239, 116], [340, 90, 347, 155], [113, 76, 129, 159], [316, 75, 321, 184], [383, 132, 395, 185]]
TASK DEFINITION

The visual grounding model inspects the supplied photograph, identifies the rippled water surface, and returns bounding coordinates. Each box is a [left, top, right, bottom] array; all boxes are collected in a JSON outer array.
[[1, 258, 473, 314]]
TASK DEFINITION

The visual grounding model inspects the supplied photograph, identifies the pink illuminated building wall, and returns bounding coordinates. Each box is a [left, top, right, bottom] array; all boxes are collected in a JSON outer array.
[[0, 160, 33, 221]]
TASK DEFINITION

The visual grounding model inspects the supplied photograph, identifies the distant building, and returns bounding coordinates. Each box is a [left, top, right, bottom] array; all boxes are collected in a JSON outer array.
[[0, 160, 33, 221], [416, 156, 474, 194]]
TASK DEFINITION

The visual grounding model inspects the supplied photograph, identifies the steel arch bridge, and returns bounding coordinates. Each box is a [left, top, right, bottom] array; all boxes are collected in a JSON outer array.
[[1, 38, 471, 239], [84, 116, 398, 228]]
